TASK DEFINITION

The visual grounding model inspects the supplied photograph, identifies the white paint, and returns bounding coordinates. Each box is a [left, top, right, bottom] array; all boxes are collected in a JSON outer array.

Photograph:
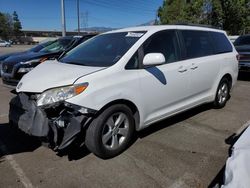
[[0, 140, 34, 188], [17, 25, 238, 131], [222, 123, 250, 188]]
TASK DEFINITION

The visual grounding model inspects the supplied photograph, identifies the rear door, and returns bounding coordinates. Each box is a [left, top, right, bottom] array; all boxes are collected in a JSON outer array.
[[179, 30, 220, 101]]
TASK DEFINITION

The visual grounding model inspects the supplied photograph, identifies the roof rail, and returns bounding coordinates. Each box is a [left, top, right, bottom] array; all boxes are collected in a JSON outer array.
[[174, 22, 222, 30]]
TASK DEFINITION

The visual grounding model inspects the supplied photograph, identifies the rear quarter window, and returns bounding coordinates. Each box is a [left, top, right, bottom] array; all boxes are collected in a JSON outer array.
[[210, 32, 233, 54]]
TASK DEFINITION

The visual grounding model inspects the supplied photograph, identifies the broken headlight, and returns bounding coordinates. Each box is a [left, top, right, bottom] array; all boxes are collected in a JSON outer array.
[[36, 83, 88, 106]]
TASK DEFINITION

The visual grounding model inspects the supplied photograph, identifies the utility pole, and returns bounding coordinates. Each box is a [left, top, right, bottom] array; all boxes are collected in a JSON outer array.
[[61, 0, 66, 36], [81, 11, 88, 31], [77, 0, 80, 35]]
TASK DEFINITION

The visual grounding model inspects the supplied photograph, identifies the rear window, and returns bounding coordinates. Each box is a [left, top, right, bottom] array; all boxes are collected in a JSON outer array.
[[210, 32, 233, 54], [181, 30, 214, 59], [234, 35, 250, 46]]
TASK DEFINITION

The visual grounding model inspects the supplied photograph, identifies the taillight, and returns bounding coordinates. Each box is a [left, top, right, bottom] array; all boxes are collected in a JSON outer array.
[[236, 54, 240, 61]]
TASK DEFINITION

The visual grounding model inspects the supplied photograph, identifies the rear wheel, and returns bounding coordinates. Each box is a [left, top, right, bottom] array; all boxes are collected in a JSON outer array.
[[85, 104, 135, 159], [213, 78, 230, 108]]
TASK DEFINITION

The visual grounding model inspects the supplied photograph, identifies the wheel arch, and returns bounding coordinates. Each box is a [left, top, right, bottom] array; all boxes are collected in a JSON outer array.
[[221, 73, 233, 90], [95, 99, 140, 131]]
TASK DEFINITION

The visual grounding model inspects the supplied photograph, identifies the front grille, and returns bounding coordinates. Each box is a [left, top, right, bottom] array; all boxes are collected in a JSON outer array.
[[2, 62, 14, 73]]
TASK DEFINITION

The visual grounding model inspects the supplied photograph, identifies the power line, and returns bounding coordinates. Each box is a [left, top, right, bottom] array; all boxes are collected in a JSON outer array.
[[96, 0, 157, 12], [65, 0, 156, 16]]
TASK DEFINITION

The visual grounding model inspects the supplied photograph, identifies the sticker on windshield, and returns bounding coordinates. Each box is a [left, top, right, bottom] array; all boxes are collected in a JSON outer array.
[[126, 32, 144, 38]]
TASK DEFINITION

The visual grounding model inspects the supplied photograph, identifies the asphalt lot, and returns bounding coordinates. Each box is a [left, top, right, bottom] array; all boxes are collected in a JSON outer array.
[[1, 46, 250, 188]]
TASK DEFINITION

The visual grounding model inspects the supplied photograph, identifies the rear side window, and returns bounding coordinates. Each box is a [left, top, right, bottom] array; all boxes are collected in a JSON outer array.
[[210, 32, 233, 54], [181, 30, 214, 59]]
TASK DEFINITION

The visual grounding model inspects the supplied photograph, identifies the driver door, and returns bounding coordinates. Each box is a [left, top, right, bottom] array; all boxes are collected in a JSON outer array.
[[135, 30, 191, 126]]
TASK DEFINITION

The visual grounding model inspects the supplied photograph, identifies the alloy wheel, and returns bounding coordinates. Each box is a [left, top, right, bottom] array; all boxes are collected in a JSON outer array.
[[217, 83, 229, 104], [102, 112, 129, 150]]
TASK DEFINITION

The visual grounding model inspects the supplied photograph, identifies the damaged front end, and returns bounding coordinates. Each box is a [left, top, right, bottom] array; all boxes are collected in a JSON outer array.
[[9, 92, 96, 150]]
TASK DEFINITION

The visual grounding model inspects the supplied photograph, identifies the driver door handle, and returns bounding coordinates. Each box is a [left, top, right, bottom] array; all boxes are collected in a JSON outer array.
[[190, 63, 198, 70]]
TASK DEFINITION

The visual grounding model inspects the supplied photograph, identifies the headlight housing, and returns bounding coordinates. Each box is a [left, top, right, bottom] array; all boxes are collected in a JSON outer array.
[[20, 57, 48, 65], [18, 67, 34, 73], [36, 83, 88, 106]]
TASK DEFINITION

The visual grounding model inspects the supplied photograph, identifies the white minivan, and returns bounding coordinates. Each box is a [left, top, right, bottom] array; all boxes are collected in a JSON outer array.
[[9, 25, 238, 159]]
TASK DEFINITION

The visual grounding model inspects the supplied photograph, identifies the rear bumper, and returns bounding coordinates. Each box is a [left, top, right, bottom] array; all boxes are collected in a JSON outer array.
[[9, 93, 96, 150]]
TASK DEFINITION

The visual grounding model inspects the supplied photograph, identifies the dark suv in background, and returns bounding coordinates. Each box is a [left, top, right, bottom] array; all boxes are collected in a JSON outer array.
[[0, 40, 56, 73], [1, 34, 96, 86], [234, 34, 250, 72], [0, 39, 56, 64]]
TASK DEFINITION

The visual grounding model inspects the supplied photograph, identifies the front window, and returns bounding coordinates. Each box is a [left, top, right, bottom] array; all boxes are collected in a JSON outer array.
[[40, 38, 74, 53], [60, 31, 145, 67]]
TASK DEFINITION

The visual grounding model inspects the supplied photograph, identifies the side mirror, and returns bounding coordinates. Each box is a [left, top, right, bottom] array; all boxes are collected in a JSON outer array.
[[143, 53, 165, 66]]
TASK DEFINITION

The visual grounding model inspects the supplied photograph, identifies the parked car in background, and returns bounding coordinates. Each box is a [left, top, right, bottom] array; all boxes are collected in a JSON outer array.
[[0, 40, 56, 76], [234, 34, 250, 72], [229, 35, 239, 43], [9, 25, 238, 159], [1, 34, 96, 85], [0, 40, 11, 47]]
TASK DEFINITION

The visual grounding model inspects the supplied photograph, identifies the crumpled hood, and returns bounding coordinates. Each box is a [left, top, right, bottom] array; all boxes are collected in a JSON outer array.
[[16, 60, 105, 93]]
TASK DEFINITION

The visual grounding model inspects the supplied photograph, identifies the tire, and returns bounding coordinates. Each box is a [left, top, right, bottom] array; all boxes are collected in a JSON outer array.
[[9, 120, 17, 129], [85, 104, 135, 159], [213, 77, 230, 109]]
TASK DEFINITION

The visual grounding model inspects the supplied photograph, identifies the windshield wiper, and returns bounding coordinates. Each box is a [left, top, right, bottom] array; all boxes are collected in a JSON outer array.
[[62, 61, 85, 66]]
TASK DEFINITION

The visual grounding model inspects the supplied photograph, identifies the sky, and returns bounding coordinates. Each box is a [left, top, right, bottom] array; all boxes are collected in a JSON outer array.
[[0, 0, 163, 31]]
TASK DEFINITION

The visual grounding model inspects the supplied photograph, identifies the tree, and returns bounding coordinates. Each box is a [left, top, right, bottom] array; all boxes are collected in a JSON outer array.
[[209, 0, 223, 28], [221, 0, 247, 35], [184, 0, 205, 24], [0, 13, 10, 39], [0, 11, 23, 39], [12, 11, 22, 37], [5, 13, 14, 37], [158, 0, 187, 24], [158, 0, 206, 25], [157, 0, 250, 35]]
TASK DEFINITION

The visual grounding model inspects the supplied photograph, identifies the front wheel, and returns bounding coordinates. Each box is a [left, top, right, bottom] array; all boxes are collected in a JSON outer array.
[[85, 104, 135, 159], [213, 78, 230, 109]]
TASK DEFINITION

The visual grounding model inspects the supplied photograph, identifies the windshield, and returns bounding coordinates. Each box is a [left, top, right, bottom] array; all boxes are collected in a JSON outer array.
[[29, 40, 56, 52], [234, 35, 250, 46], [60, 31, 145, 67], [40, 38, 74, 53]]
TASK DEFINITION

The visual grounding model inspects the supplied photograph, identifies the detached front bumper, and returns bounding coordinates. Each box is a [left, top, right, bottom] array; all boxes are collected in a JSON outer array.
[[9, 93, 96, 150]]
